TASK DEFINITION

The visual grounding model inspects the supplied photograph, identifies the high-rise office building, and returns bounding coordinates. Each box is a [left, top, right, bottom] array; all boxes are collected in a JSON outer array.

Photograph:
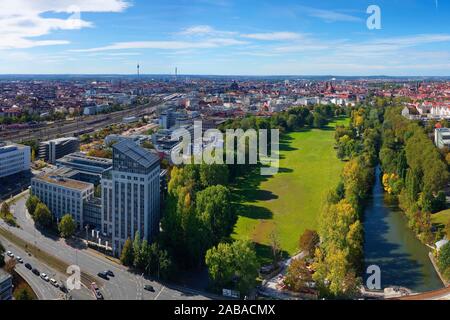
[[101, 140, 160, 255], [0, 142, 30, 179]]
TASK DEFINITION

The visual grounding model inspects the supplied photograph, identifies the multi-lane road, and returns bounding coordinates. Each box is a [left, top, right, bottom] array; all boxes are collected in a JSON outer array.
[[0, 193, 211, 300]]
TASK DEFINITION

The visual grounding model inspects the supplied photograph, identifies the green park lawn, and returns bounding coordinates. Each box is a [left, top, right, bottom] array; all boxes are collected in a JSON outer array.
[[432, 209, 450, 232], [231, 117, 349, 264]]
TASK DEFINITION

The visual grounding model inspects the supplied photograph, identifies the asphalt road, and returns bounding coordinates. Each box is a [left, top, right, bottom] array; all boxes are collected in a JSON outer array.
[[2, 238, 93, 300], [1, 194, 211, 300]]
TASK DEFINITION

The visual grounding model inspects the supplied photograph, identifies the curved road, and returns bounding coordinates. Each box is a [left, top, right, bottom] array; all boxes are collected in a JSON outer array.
[[2, 193, 211, 300]]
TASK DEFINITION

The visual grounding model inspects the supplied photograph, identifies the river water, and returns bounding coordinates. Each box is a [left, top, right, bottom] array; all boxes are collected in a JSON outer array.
[[363, 166, 443, 292]]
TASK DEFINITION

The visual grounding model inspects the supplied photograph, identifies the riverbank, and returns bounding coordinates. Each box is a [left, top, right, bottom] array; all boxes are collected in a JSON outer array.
[[363, 166, 443, 293]]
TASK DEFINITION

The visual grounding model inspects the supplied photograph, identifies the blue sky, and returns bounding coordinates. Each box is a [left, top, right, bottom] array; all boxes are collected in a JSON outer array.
[[0, 0, 449, 75]]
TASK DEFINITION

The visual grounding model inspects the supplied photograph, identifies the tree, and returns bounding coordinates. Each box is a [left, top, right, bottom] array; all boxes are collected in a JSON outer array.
[[33, 203, 52, 227], [133, 231, 141, 268], [58, 214, 76, 238], [196, 185, 234, 245], [299, 229, 320, 257], [205, 240, 259, 295], [199, 163, 229, 188], [5, 258, 16, 274], [26, 195, 40, 216], [438, 242, 450, 274], [1, 202, 10, 216], [14, 284, 34, 300], [283, 258, 312, 292], [269, 230, 282, 265], [120, 238, 134, 267]]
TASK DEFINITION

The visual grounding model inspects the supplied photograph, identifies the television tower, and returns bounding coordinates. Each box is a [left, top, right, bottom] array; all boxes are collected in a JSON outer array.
[[175, 67, 178, 81], [137, 63, 140, 78]]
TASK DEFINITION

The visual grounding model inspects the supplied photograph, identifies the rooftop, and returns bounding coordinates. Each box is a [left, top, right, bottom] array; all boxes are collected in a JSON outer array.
[[34, 170, 93, 191], [113, 140, 159, 168]]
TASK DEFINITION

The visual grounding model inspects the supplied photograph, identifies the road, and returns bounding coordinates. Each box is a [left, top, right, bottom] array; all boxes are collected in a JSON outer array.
[[2, 237, 93, 300], [0, 99, 163, 143], [1, 193, 211, 300]]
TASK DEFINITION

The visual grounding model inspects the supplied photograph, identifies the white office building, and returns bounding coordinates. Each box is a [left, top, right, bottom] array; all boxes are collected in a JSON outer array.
[[0, 142, 30, 179], [31, 171, 94, 227], [435, 128, 450, 149], [101, 140, 160, 255]]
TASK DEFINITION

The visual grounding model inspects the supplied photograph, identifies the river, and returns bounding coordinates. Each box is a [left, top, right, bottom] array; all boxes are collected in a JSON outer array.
[[363, 166, 443, 293]]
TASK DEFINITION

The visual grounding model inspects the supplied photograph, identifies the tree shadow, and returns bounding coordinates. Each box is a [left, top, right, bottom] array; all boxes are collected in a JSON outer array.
[[254, 243, 290, 267]]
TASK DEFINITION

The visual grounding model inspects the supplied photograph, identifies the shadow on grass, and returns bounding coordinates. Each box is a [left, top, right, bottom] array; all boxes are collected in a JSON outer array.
[[254, 243, 290, 266]]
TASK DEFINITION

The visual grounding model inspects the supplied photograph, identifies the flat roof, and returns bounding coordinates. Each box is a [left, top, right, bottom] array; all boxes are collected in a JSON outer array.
[[34, 172, 93, 191]]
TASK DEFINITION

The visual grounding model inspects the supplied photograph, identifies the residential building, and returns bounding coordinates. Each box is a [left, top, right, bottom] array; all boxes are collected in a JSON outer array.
[[101, 140, 160, 255], [435, 128, 450, 149], [0, 142, 30, 179], [38, 137, 80, 164], [0, 269, 12, 301], [31, 170, 94, 227]]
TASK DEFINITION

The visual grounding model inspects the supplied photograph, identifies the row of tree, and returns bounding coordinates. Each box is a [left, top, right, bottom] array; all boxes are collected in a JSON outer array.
[[312, 106, 383, 298], [120, 231, 172, 280], [26, 195, 77, 238], [380, 107, 449, 243]]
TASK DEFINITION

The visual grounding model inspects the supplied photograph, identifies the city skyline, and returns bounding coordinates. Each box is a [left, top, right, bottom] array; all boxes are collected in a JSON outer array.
[[0, 0, 450, 76]]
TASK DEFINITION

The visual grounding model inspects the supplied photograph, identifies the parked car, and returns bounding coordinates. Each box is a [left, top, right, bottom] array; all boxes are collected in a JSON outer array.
[[25, 263, 32, 270], [59, 284, 68, 293], [91, 282, 104, 300], [32, 268, 40, 276], [15, 256, 23, 263], [144, 285, 155, 292], [50, 279, 59, 287], [6, 251, 14, 258], [40, 273, 50, 282], [97, 271, 109, 280], [105, 270, 115, 277]]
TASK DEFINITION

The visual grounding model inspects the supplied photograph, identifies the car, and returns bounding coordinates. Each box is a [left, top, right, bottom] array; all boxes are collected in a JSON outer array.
[[32, 268, 40, 276], [16, 256, 24, 263], [50, 279, 59, 287], [91, 282, 104, 300], [25, 263, 32, 270], [6, 251, 14, 258], [97, 271, 109, 280], [59, 284, 68, 293], [144, 285, 155, 292], [105, 270, 115, 277], [40, 273, 50, 282]]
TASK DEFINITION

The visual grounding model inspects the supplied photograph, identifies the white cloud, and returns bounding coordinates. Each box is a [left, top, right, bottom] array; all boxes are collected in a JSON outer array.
[[241, 32, 304, 41], [178, 25, 236, 37], [72, 38, 247, 52], [296, 5, 363, 23], [0, 0, 130, 49]]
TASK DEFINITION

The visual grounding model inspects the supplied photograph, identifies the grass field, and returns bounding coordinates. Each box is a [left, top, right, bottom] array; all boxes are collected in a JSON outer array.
[[432, 209, 450, 231], [232, 117, 349, 264]]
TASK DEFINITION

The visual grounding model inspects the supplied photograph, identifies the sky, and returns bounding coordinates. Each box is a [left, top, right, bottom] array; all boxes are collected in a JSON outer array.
[[0, 0, 449, 76]]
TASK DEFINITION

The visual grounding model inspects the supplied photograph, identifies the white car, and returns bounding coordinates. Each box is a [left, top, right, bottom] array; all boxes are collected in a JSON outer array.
[[16, 256, 23, 263], [50, 279, 59, 287], [40, 273, 50, 282], [6, 251, 14, 258]]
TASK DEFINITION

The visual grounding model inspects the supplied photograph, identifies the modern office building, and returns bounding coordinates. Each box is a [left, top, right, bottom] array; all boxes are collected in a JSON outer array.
[[0, 142, 30, 179], [31, 169, 95, 227], [83, 197, 102, 230], [38, 137, 80, 164], [435, 128, 450, 149], [0, 269, 13, 301], [101, 140, 160, 255], [56, 152, 112, 185]]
